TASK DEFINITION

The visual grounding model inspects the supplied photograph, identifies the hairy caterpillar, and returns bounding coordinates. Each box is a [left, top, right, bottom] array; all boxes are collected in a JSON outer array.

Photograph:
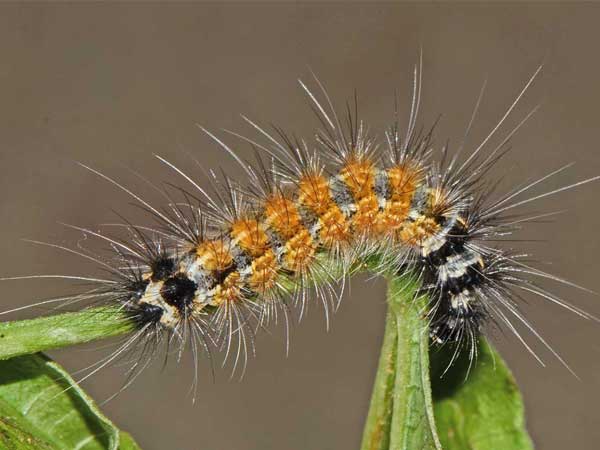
[[2, 62, 598, 386]]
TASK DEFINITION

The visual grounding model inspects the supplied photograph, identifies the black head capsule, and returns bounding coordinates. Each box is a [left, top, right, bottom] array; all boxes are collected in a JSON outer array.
[[139, 303, 165, 324], [160, 273, 198, 311]]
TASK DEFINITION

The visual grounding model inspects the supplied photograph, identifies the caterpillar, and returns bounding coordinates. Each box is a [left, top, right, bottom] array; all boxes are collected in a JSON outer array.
[[2, 62, 598, 384]]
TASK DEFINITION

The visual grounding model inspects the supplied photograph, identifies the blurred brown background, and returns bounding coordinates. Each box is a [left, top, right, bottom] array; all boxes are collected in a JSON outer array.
[[1, 3, 599, 449]]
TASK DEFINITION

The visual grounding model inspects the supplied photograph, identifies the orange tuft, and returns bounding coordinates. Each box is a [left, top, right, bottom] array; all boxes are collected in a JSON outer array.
[[195, 239, 233, 272], [230, 218, 270, 258], [297, 173, 333, 215], [248, 249, 279, 294], [339, 156, 375, 200], [375, 200, 412, 233], [387, 165, 420, 200], [352, 195, 380, 233], [399, 216, 441, 246], [284, 228, 317, 272], [318, 206, 352, 247], [212, 271, 243, 306], [264, 193, 303, 239]]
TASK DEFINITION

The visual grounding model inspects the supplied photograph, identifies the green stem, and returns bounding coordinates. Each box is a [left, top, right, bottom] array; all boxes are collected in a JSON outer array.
[[361, 273, 441, 450], [360, 310, 398, 450], [0, 307, 135, 360]]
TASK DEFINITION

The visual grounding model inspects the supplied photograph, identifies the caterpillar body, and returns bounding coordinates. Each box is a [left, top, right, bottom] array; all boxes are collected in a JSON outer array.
[[132, 125, 480, 346], [4, 64, 598, 379]]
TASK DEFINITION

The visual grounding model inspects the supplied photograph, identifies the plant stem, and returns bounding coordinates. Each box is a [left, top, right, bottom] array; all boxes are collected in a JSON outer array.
[[361, 273, 441, 450], [0, 307, 135, 360], [360, 310, 398, 450]]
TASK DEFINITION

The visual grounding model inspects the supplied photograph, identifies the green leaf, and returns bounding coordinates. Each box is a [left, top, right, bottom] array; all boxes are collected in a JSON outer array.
[[0, 308, 136, 361], [118, 433, 142, 450], [0, 353, 141, 450], [431, 338, 534, 450], [0, 398, 55, 450], [361, 273, 442, 450]]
